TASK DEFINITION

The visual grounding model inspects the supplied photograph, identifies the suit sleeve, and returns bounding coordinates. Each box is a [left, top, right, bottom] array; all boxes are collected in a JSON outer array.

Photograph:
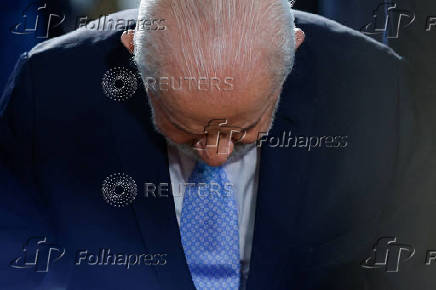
[[0, 53, 52, 288]]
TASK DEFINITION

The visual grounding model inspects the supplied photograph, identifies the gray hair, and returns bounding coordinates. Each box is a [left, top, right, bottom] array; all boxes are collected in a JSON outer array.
[[134, 0, 296, 96]]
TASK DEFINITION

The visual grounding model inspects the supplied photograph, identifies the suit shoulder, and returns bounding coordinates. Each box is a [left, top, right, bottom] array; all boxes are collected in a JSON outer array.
[[294, 10, 402, 63], [27, 9, 138, 59]]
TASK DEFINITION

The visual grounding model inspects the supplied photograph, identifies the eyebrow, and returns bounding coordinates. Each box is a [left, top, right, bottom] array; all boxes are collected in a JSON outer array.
[[168, 110, 264, 136], [169, 117, 205, 136]]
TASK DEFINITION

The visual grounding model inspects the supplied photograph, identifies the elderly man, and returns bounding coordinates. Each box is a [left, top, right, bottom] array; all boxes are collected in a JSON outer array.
[[0, 0, 421, 289]]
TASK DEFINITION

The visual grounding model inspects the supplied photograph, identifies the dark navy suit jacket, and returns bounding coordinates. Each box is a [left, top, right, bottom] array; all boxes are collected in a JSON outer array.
[[0, 9, 430, 290]]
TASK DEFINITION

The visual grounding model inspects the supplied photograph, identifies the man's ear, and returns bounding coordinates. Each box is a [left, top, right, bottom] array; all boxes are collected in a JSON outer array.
[[122, 27, 304, 53], [294, 28, 305, 50], [121, 30, 135, 54]]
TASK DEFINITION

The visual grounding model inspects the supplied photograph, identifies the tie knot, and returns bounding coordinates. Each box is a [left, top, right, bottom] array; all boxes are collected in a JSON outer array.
[[188, 162, 229, 188], [196, 162, 223, 174]]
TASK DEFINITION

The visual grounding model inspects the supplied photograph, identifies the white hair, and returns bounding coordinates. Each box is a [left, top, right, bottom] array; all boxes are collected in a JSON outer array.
[[134, 0, 296, 96]]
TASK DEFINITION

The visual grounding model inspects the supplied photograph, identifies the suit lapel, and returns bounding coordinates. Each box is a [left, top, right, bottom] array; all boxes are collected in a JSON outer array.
[[246, 32, 319, 289]]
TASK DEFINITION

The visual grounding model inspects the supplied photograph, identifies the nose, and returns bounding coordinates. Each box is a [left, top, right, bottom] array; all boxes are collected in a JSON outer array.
[[194, 134, 235, 167]]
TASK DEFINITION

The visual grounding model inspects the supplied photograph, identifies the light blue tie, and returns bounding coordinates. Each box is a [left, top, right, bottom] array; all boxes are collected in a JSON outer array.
[[180, 162, 240, 289]]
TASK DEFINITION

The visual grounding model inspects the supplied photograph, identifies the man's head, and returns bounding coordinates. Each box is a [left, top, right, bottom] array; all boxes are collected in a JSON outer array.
[[124, 0, 304, 166]]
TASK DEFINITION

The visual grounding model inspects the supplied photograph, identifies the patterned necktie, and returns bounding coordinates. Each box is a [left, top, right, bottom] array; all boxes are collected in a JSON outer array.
[[180, 162, 240, 289]]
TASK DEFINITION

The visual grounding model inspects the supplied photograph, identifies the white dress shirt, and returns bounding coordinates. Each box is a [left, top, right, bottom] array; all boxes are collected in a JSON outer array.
[[167, 143, 260, 284]]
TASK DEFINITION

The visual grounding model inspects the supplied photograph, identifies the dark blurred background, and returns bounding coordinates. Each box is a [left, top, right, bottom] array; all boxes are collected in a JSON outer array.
[[1, 0, 136, 91]]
